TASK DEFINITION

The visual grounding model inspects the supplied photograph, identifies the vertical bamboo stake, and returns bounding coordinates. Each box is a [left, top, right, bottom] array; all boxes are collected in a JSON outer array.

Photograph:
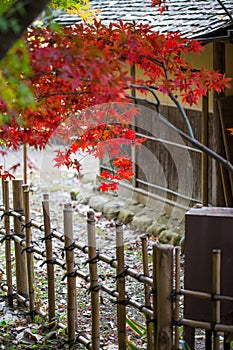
[[22, 184, 35, 319], [64, 203, 76, 345], [174, 247, 181, 349], [12, 179, 28, 297], [4, 181, 13, 306], [141, 235, 153, 350], [23, 144, 27, 184], [116, 222, 126, 350], [212, 249, 221, 350], [87, 211, 100, 350], [156, 244, 173, 350], [152, 244, 158, 348], [42, 194, 55, 325]]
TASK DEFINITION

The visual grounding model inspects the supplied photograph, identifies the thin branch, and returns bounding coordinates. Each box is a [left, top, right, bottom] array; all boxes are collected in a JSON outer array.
[[129, 84, 161, 112], [161, 62, 195, 139], [126, 94, 233, 174], [158, 113, 233, 174], [37, 91, 92, 100]]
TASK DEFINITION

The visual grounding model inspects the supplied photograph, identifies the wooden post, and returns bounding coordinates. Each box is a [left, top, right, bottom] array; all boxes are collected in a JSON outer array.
[[174, 246, 181, 350], [212, 42, 225, 206], [64, 203, 76, 345], [155, 244, 173, 350], [116, 222, 126, 350], [3, 181, 13, 306], [42, 194, 55, 326], [22, 184, 35, 319], [141, 235, 153, 350], [202, 94, 209, 206], [212, 249, 221, 350], [87, 211, 100, 350], [12, 179, 28, 298]]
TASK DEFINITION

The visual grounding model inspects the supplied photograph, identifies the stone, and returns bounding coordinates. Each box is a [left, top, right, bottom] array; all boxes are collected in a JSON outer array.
[[118, 203, 144, 224], [158, 230, 181, 246], [146, 223, 167, 237], [76, 192, 94, 205], [117, 209, 134, 225], [103, 200, 125, 219], [131, 214, 153, 232], [89, 195, 110, 212]]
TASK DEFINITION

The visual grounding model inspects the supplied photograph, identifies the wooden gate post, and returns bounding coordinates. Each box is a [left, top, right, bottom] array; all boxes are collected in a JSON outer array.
[[212, 249, 221, 350], [141, 234, 153, 350], [22, 184, 35, 319], [64, 203, 76, 345], [155, 244, 173, 350], [116, 221, 126, 350], [42, 194, 55, 326], [12, 179, 28, 298], [3, 181, 13, 306], [87, 211, 100, 350]]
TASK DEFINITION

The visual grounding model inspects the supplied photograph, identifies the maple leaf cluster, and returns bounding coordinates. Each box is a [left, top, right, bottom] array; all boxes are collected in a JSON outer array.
[[0, 165, 15, 181], [0, 20, 231, 187]]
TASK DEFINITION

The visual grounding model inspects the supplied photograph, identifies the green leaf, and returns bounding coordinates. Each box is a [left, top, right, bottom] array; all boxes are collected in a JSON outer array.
[[127, 338, 139, 350], [126, 317, 146, 337]]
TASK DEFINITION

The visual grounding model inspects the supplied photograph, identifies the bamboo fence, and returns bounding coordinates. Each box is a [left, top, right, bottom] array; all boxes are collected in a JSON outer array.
[[0, 179, 233, 349]]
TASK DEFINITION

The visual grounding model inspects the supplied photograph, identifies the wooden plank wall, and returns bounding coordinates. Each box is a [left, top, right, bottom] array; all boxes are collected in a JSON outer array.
[[134, 104, 211, 206]]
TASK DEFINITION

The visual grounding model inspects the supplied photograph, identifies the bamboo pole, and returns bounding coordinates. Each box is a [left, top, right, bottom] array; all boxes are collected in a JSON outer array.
[[212, 249, 221, 350], [152, 243, 158, 348], [42, 194, 55, 326], [116, 221, 126, 350], [140, 235, 153, 350], [181, 319, 233, 333], [155, 244, 173, 350], [64, 203, 76, 346], [3, 181, 13, 306], [23, 144, 27, 184], [87, 211, 100, 350], [174, 247, 181, 349], [22, 184, 35, 319], [12, 179, 28, 298]]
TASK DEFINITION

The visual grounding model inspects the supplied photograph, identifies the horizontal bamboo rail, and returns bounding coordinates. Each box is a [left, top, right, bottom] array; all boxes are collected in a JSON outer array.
[[0, 206, 153, 287], [180, 289, 233, 303]]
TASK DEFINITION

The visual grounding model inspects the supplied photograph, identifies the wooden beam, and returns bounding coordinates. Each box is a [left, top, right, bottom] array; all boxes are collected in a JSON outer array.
[[212, 42, 226, 206]]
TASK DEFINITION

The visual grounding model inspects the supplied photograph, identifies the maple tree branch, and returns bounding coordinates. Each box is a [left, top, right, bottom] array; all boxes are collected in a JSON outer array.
[[127, 94, 233, 174], [37, 91, 92, 100], [0, 0, 50, 61], [158, 114, 233, 174], [129, 84, 161, 110], [161, 62, 195, 139]]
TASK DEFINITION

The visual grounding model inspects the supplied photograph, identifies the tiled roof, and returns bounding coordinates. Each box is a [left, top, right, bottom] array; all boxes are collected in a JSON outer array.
[[55, 0, 233, 39]]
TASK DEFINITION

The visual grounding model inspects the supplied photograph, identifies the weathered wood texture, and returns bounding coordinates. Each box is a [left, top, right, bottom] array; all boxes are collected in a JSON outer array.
[[135, 104, 211, 205]]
